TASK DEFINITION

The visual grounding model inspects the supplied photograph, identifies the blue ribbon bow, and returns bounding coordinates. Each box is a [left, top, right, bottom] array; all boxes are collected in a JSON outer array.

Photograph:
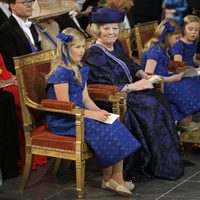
[[157, 21, 175, 44], [57, 33, 73, 43], [56, 33, 73, 66]]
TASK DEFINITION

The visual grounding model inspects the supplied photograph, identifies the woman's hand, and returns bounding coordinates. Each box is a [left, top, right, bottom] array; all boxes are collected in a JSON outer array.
[[136, 70, 148, 79], [128, 79, 154, 91], [139, 71, 149, 79], [84, 110, 110, 121]]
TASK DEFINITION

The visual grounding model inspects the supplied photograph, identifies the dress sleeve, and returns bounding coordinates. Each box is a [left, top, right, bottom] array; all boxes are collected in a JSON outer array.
[[145, 45, 163, 61], [47, 66, 74, 85], [170, 42, 184, 57]]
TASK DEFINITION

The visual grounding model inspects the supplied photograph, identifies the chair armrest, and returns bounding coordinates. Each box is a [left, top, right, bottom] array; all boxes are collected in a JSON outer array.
[[88, 84, 120, 102], [41, 99, 76, 111], [167, 60, 186, 72], [41, 99, 85, 143], [153, 81, 164, 93], [88, 84, 119, 94]]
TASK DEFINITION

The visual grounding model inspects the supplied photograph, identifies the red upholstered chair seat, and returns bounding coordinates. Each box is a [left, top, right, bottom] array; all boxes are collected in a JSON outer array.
[[32, 131, 76, 151], [32, 130, 90, 152]]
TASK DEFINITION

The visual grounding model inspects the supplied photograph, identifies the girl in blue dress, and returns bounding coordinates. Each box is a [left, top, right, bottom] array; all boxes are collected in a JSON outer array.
[[142, 18, 200, 131], [46, 27, 141, 197], [171, 15, 200, 67]]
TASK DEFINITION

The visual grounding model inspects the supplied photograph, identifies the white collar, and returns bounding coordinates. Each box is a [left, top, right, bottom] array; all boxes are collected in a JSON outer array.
[[12, 13, 32, 28]]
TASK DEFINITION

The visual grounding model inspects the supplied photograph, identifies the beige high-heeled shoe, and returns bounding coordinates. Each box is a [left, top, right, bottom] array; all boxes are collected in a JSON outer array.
[[102, 178, 132, 197]]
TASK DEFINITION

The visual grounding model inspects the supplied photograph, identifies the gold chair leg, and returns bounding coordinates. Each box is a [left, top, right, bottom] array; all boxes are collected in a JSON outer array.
[[19, 151, 33, 192], [76, 160, 85, 199], [53, 158, 62, 175]]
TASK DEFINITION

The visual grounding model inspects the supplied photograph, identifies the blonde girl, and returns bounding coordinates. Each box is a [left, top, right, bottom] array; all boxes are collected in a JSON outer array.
[[46, 27, 140, 197]]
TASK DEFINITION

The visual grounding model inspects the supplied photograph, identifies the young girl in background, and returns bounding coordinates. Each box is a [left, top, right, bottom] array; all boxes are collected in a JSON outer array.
[[142, 18, 200, 131], [171, 15, 200, 68], [46, 27, 141, 197]]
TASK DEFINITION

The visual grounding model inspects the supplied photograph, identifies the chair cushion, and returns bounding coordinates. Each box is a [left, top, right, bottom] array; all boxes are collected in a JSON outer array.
[[32, 130, 81, 151]]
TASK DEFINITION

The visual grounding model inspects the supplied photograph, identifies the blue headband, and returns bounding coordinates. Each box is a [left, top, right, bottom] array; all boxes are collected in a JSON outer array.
[[57, 33, 73, 66], [157, 21, 175, 44]]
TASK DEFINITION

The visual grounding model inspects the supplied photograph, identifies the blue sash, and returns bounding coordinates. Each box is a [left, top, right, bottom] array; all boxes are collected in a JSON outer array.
[[93, 44, 133, 83], [34, 22, 57, 48], [24, 32, 38, 53]]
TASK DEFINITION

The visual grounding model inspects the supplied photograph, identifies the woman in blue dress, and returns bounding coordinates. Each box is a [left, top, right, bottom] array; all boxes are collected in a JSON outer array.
[[142, 18, 200, 131], [170, 15, 200, 67], [84, 7, 183, 182], [46, 27, 141, 197]]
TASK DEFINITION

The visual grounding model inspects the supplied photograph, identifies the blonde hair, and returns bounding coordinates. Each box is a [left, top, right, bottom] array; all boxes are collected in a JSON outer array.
[[49, 28, 85, 84], [144, 18, 181, 51], [183, 15, 200, 26], [183, 15, 200, 41], [106, 0, 132, 11]]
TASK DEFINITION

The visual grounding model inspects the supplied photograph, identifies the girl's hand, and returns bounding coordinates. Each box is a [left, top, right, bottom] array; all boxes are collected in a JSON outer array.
[[85, 110, 110, 121], [129, 79, 154, 91], [169, 73, 183, 82]]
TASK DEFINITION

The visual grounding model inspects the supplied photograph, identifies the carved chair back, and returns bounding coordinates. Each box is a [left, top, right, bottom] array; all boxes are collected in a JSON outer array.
[[119, 29, 133, 58], [133, 20, 159, 61]]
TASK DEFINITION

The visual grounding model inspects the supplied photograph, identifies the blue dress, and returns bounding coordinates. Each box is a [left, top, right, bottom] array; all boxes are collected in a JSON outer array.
[[142, 44, 200, 121], [46, 65, 141, 168], [84, 41, 183, 181], [170, 40, 198, 67]]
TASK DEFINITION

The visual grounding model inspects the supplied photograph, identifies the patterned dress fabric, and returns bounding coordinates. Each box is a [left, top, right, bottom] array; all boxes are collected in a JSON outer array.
[[170, 40, 198, 67], [46, 65, 141, 168], [84, 41, 183, 181], [142, 44, 200, 121]]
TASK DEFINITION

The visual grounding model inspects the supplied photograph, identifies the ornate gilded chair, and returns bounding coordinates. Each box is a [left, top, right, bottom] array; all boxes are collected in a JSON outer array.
[[180, 129, 200, 153], [14, 49, 121, 198], [118, 29, 133, 59], [132, 20, 159, 61]]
